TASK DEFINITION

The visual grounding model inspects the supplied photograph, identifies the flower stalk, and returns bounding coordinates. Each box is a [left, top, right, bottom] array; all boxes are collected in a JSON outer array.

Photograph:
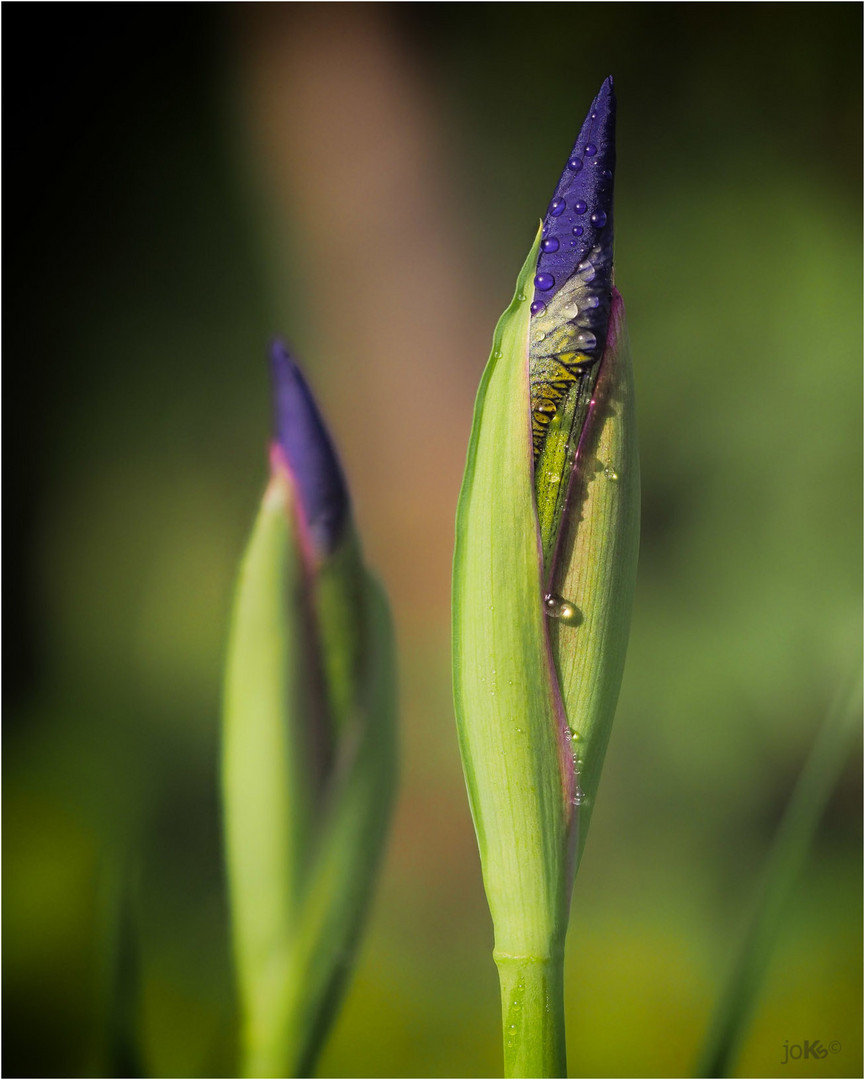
[[452, 78, 639, 1076]]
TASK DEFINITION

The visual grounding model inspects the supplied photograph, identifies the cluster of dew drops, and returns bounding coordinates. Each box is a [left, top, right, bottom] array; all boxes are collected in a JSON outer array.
[[530, 136, 612, 312], [566, 725, 585, 806]]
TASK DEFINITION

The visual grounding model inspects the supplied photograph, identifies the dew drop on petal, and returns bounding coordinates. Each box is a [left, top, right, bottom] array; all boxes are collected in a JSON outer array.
[[576, 330, 597, 351], [590, 210, 607, 228], [573, 200, 588, 215], [577, 260, 596, 282], [530, 300, 546, 316], [541, 237, 560, 253], [584, 143, 597, 156], [567, 156, 583, 173], [534, 272, 555, 292], [543, 593, 581, 624], [572, 225, 583, 236], [563, 301, 579, 319], [549, 197, 566, 217], [583, 294, 600, 309]]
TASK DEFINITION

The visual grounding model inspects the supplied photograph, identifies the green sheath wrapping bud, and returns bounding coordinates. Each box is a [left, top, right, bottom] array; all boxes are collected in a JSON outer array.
[[452, 250, 638, 1075], [222, 356, 396, 1078]]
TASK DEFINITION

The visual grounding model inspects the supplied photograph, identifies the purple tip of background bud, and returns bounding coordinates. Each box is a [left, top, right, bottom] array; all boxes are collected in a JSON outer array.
[[269, 338, 349, 558], [532, 76, 616, 309]]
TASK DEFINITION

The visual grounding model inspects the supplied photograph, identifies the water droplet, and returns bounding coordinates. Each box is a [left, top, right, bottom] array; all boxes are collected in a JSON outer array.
[[517, 292, 526, 302], [567, 156, 583, 173], [573, 200, 588, 215], [577, 261, 596, 282], [572, 225, 584, 237], [530, 300, 546, 316], [602, 167, 613, 180], [541, 237, 560, 253], [549, 197, 566, 217], [563, 301, 579, 319], [493, 350, 502, 360], [569, 727, 582, 742], [603, 465, 619, 481], [576, 330, 597, 351], [570, 240, 577, 246], [543, 593, 581, 624], [583, 294, 600, 309], [584, 142, 597, 156], [573, 790, 585, 806], [542, 221, 550, 238], [533, 331, 546, 343], [534, 272, 555, 292], [590, 210, 607, 229]]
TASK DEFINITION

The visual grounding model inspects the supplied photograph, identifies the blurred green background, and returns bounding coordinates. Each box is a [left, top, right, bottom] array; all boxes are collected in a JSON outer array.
[[4, 4, 861, 1077]]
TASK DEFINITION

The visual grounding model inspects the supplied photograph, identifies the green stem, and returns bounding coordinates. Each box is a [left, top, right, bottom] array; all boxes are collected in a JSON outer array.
[[495, 951, 567, 1078]]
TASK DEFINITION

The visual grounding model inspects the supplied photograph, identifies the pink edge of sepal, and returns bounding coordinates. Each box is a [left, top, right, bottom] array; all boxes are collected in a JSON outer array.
[[268, 441, 321, 574]]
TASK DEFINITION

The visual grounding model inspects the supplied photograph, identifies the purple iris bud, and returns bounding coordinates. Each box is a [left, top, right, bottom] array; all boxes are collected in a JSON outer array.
[[531, 76, 616, 312], [269, 338, 349, 559]]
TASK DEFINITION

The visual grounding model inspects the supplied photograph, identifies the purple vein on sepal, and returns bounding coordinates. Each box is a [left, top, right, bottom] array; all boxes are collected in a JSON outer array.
[[269, 339, 349, 558], [531, 76, 616, 312]]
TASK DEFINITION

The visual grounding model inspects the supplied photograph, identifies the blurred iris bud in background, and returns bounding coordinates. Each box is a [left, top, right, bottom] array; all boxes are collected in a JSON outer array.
[[452, 78, 639, 1077], [222, 341, 397, 1078]]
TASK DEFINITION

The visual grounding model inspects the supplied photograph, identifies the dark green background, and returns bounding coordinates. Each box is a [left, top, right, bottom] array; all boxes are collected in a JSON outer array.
[[4, 4, 861, 1077]]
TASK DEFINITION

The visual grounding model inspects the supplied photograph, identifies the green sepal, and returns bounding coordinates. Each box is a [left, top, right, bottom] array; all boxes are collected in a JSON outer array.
[[222, 470, 396, 1078], [547, 289, 641, 862], [452, 227, 572, 962]]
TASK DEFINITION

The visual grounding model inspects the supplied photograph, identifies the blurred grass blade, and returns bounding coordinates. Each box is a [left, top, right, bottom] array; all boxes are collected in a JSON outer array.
[[97, 853, 145, 1079], [222, 348, 397, 1077], [696, 673, 863, 1078]]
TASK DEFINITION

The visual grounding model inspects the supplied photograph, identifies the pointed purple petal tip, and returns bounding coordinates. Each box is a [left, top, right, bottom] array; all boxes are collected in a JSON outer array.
[[269, 338, 349, 558], [532, 77, 616, 312]]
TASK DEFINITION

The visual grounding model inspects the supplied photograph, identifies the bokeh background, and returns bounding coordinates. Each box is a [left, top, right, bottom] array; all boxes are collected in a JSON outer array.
[[4, 4, 861, 1077]]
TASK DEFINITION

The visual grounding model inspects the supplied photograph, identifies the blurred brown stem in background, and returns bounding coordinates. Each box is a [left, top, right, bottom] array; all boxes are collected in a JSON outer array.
[[235, 4, 490, 632]]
